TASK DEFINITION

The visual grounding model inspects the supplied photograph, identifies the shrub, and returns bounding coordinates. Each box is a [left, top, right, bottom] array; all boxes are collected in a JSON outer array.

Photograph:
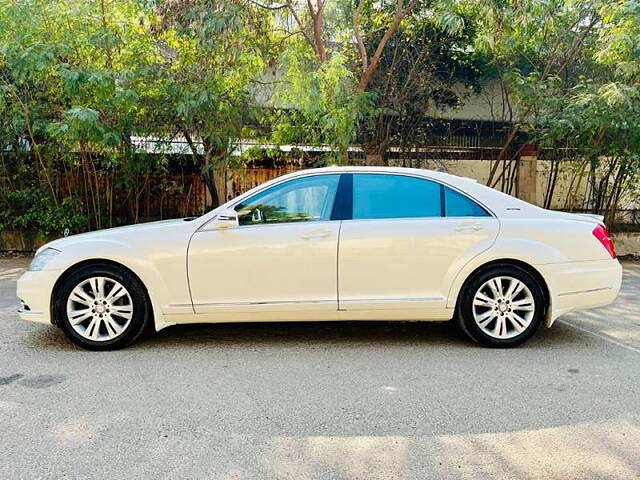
[[0, 187, 87, 236]]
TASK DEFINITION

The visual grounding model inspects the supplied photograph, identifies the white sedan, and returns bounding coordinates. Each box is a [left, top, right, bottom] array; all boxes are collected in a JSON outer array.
[[17, 167, 622, 350]]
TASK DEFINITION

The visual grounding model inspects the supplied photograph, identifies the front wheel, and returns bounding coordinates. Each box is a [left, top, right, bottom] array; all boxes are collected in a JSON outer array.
[[54, 264, 151, 350], [456, 265, 545, 347]]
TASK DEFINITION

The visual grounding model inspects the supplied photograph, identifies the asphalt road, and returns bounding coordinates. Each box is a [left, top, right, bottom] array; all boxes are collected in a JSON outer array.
[[1, 257, 640, 480]]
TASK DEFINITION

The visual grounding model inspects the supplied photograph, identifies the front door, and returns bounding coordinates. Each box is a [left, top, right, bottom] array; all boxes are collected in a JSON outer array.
[[338, 173, 499, 314], [188, 174, 342, 314]]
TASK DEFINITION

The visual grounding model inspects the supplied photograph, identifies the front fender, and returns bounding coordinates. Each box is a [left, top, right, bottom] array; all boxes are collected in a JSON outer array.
[[44, 237, 191, 331]]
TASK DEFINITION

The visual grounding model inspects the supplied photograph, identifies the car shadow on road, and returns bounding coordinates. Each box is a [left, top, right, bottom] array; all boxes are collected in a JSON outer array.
[[24, 317, 590, 352]]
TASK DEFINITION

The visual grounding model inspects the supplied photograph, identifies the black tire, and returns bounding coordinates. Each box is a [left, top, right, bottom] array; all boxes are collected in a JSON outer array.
[[456, 265, 545, 348], [54, 264, 151, 350]]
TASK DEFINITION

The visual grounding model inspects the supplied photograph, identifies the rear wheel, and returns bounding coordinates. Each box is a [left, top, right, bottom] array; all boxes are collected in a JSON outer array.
[[457, 265, 545, 347], [54, 264, 150, 350]]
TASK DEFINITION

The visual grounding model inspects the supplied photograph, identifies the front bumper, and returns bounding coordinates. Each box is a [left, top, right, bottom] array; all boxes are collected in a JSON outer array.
[[538, 258, 623, 326], [16, 269, 62, 325]]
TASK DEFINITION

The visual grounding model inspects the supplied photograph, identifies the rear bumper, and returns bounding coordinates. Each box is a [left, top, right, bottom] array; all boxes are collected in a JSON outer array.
[[16, 269, 62, 325], [538, 258, 623, 326]]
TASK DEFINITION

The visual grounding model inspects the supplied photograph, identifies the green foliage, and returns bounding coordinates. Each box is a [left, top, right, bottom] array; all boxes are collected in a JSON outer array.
[[0, 187, 86, 236], [272, 47, 376, 159], [0, 0, 639, 232]]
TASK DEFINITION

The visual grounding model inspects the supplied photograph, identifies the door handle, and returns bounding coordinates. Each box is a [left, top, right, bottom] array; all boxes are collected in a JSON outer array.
[[455, 223, 483, 232], [302, 230, 332, 240]]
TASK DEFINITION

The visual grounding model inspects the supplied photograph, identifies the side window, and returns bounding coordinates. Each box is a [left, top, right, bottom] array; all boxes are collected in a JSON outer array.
[[352, 174, 442, 220], [235, 174, 340, 226], [444, 187, 489, 217]]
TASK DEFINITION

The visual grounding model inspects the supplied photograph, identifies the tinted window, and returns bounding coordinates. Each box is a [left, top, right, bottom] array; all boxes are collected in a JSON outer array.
[[444, 187, 489, 217], [235, 174, 340, 226], [353, 174, 442, 220]]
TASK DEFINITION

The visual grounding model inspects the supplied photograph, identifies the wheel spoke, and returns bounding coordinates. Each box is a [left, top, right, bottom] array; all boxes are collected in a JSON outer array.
[[84, 317, 101, 340], [504, 278, 520, 299], [488, 278, 503, 297], [510, 282, 525, 299], [111, 304, 132, 317], [89, 278, 100, 298], [512, 299, 534, 311], [70, 288, 94, 306], [492, 316, 504, 337], [476, 310, 496, 327], [473, 292, 494, 307], [511, 311, 529, 328], [105, 284, 127, 303], [69, 308, 92, 325], [507, 314, 525, 333], [104, 315, 122, 337]]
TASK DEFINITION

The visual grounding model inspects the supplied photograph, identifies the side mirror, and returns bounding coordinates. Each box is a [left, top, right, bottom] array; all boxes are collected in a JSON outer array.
[[213, 208, 239, 229]]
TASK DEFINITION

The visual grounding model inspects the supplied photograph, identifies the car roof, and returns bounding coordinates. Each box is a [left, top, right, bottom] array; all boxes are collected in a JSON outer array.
[[209, 165, 549, 221]]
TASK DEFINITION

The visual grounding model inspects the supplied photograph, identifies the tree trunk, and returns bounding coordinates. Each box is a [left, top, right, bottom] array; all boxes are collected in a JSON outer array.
[[365, 145, 386, 166]]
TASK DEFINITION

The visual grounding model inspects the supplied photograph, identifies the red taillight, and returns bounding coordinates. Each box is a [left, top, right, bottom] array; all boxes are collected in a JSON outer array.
[[592, 224, 616, 259]]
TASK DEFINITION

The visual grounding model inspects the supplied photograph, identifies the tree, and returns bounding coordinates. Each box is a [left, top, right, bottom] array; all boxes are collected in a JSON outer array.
[[154, 0, 272, 207], [356, 11, 483, 164], [463, 0, 603, 191], [256, 0, 472, 164], [0, 0, 164, 229]]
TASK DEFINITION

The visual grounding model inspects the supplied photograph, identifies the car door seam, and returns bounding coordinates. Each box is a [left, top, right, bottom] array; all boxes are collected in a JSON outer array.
[[336, 219, 343, 311], [185, 227, 198, 314]]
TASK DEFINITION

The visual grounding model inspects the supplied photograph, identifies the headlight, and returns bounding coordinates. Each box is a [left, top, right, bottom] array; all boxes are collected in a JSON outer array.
[[28, 247, 61, 271]]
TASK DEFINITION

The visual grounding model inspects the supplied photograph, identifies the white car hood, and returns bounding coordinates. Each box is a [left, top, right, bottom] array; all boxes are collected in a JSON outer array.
[[40, 218, 193, 253]]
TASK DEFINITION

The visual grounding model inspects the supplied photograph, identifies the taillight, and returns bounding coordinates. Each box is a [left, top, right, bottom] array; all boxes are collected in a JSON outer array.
[[592, 224, 616, 259]]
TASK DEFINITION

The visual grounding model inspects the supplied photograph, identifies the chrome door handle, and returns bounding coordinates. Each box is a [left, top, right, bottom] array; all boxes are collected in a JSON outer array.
[[302, 230, 331, 240], [455, 224, 483, 232]]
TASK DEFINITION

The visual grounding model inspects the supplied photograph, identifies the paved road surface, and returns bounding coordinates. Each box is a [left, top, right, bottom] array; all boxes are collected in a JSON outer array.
[[1, 257, 639, 479]]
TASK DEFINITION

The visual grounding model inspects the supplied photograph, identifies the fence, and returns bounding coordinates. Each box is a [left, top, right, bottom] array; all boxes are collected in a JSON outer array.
[[53, 172, 207, 225]]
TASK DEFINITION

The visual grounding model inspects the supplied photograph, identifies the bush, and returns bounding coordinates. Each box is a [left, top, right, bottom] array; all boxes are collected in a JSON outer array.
[[0, 187, 87, 236]]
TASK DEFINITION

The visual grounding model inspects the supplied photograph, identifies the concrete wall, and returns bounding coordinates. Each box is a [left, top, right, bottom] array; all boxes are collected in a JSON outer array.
[[612, 233, 640, 257], [0, 231, 55, 252]]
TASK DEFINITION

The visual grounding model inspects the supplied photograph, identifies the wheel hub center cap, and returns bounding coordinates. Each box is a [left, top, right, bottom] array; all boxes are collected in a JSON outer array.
[[96, 304, 106, 314], [498, 303, 508, 313]]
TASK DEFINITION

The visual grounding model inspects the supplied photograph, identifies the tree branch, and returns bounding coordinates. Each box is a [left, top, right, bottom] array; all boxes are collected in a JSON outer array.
[[353, 0, 368, 71], [286, 1, 316, 55], [247, 0, 288, 10], [357, 0, 418, 92], [308, 0, 326, 61]]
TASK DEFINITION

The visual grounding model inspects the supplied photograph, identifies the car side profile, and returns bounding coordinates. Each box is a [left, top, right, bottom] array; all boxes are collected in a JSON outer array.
[[17, 166, 622, 350]]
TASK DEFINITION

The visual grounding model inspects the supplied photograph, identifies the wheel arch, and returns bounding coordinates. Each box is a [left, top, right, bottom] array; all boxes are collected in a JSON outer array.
[[452, 258, 551, 321], [50, 258, 154, 327]]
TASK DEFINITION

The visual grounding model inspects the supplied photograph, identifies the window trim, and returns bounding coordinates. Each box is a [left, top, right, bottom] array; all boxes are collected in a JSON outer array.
[[347, 172, 495, 221], [197, 170, 495, 231]]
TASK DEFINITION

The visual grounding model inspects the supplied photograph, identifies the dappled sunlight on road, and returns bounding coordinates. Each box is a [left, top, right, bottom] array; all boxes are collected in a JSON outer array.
[[436, 418, 640, 479], [251, 418, 640, 479], [265, 436, 408, 479]]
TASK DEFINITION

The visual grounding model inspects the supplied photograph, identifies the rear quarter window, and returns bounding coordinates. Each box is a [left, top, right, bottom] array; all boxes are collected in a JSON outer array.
[[444, 187, 489, 217]]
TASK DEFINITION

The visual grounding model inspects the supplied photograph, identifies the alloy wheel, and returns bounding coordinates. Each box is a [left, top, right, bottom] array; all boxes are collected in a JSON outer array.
[[65, 276, 133, 342], [472, 276, 535, 339]]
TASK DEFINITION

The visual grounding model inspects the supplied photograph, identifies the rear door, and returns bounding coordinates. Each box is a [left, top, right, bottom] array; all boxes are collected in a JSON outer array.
[[338, 173, 499, 313]]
